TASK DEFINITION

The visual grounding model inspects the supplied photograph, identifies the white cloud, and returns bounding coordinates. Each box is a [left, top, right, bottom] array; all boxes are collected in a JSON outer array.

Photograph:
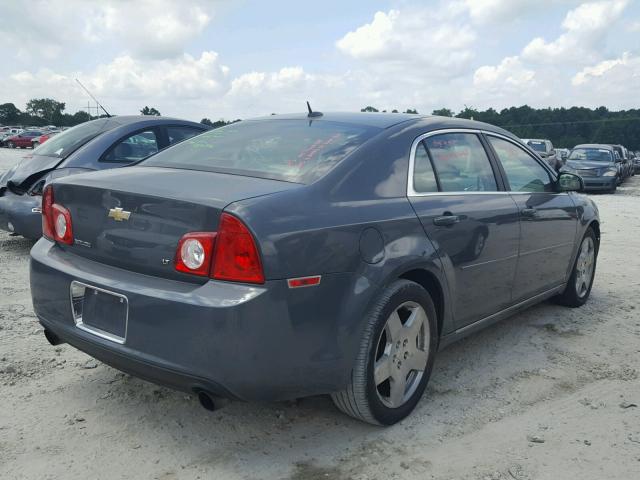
[[84, 1, 213, 59], [474, 56, 536, 88], [0, 0, 214, 62], [4, 52, 230, 118], [522, 0, 629, 64], [336, 8, 475, 74], [572, 52, 635, 85]]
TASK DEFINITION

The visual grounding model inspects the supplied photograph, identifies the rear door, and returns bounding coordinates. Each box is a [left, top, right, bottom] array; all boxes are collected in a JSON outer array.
[[486, 134, 578, 302], [408, 131, 520, 328]]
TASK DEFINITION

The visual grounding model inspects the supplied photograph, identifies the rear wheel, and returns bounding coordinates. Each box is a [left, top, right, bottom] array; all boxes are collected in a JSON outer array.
[[32, 141, 39, 149], [7, 141, 15, 149], [554, 228, 597, 307], [331, 280, 438, 425]]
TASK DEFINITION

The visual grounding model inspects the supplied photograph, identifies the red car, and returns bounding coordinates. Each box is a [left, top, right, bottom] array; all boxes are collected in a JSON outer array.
[[31, 131, 59, 148], [4, 130, 44, 148]]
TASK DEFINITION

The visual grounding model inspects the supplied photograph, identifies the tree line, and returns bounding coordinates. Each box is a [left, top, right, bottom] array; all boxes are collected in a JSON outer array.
[[2, 98, 638, 150], [361, 105, 640, 150]]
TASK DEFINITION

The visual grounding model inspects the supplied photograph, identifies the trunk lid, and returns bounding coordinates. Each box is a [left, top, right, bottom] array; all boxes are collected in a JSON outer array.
[[53, 166, 298, 281]]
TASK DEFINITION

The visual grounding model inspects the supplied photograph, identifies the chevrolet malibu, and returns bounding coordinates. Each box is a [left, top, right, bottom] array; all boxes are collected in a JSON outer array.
[[30, 112, 599, 425]]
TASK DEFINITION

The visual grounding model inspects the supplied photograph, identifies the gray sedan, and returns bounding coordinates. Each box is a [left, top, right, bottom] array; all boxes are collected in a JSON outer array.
[[0, 116, 208, 238], [30, 113, 599, 425]]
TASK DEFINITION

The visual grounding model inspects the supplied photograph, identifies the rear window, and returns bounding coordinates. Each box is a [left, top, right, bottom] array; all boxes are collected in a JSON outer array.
[[34, 119, 114, 158], [526, 140, 546, 153], [568, 148, 612, 162], [142, 120, 380, 183]]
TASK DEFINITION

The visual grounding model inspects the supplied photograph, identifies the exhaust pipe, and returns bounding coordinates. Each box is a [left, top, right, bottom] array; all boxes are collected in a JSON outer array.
[[197, 391, 217, 411], [43, 329, 64, 346]]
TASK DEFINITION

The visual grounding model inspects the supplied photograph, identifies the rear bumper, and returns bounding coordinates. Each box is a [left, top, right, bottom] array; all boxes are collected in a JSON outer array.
[[0, 191, 42, 238], [30, 239, 358, 401], [581, 177, 617, 191]]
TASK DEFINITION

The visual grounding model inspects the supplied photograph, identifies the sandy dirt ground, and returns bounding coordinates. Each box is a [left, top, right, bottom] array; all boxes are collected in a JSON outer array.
[[1, 147, 639, 480]]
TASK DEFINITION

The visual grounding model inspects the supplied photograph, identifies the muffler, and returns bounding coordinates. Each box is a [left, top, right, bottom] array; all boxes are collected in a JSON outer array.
[[43, 329, 64, 346], [197, 391, 217, 411]]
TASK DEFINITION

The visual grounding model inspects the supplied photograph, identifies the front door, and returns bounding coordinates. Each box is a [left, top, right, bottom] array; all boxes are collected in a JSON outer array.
[[408, 132, 520, 328], [486, 135, 578, 302]]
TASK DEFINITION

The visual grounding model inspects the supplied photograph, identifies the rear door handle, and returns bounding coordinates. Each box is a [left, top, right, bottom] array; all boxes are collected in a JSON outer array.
[[521, 208, 537, 218], [433, 215, 460, 226]]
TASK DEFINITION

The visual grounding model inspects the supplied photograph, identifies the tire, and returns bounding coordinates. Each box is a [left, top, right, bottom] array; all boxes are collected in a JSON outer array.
[[7, 141, 15, 149], [553, 228, 598, 307], [331, 279, 438, 425], [607, 184, 617, 194], [32, 141, 39, 149]]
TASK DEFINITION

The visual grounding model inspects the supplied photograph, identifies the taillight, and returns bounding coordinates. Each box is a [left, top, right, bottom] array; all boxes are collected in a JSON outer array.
[[42, 184, 74, 245], [174, 232, 217, 276], [52, 204, 73, 245], [41, 185, 55, 240], [174, 213, 264, 284], [212, 213, 264, 284]]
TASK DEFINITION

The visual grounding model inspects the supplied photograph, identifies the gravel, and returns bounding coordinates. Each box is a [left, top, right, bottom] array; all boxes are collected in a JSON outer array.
[[1, 147, 639, 479]]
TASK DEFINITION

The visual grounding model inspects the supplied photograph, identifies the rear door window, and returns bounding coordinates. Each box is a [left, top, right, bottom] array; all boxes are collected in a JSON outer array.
[[412, 142, 438, 193], [102, 130, 160, 163], [166, 126, 203, 145], [423, 133, 498, 192], [489, 136, 553, 192]]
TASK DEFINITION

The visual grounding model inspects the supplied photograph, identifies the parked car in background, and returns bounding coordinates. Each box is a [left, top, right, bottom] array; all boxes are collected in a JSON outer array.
[[31, 131, 60, 148], [631, 152, 640, 174], [0, 116, 208, 239], [3, 130, 44, 148], [563, 144, 619, 193], [0, 127, 24, 144], [30, 113, 598, 425], [610, 145, 632, 180], [521, 138, 561, 171]]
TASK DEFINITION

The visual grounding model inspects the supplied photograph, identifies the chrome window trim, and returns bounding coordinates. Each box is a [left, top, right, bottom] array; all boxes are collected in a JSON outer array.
[[407, 128, 558, 197], [70, 281, 129, 344]]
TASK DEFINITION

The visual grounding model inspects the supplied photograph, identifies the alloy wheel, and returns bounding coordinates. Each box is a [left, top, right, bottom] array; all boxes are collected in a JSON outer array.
[[575, 236, 595, 298], [373, 301, 429, 408]]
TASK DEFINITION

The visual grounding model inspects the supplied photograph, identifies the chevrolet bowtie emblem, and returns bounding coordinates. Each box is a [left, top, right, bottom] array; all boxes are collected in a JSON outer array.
[[108, 207, 131, 222]]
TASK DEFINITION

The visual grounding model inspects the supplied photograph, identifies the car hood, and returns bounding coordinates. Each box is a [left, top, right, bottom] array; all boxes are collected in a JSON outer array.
[[0, 153, 62, 193], [565, 160, 613, 170]]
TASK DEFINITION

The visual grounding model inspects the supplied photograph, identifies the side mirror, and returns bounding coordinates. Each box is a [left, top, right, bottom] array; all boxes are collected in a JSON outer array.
[[549, 149, 556, 156], [558, 172, 583, 192]]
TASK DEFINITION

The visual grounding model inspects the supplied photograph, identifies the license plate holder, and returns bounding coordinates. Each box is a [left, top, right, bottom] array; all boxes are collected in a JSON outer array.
[[70, 281, 128, 344]]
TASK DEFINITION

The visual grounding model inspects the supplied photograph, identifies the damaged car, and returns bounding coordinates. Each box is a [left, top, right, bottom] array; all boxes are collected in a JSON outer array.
[[0, 116, 208, 238]]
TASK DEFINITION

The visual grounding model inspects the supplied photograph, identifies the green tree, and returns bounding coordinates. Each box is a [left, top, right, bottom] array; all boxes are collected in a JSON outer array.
[[431, 108, 453, 117], [25, 98, 65, 122], [0, 103, 21, 123], [404, 108, 419, 114], [200, 118, 214, 126], [360, 106, 379, 112], [140, 106, 161, 116]]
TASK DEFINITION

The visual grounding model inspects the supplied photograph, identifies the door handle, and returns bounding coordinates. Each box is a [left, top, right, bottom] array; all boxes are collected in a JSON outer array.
[[433, 215, 460, 226], [521, 207, 537, 218]]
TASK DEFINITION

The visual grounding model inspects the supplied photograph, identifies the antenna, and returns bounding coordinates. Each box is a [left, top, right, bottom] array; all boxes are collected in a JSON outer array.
[[306, 101, 322, 118], [75, 78, 111, 117]]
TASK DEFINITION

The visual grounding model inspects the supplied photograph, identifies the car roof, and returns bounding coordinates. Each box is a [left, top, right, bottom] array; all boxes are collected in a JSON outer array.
[[573, 144, 614, 150], [100, 115, 202, 127], [251, 112, 423, 128], [248, 112, 518, 137]]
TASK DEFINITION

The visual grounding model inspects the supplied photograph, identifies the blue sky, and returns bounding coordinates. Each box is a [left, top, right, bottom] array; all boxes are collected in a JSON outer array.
[[1, 0, 639, 121]]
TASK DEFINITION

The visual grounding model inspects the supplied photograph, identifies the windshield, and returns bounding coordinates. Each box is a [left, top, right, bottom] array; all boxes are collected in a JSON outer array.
[[526, 141, 546, 153], [33, 118, 114, 158], [142, 120, 380, 183], [568, 148, 613, 162]]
